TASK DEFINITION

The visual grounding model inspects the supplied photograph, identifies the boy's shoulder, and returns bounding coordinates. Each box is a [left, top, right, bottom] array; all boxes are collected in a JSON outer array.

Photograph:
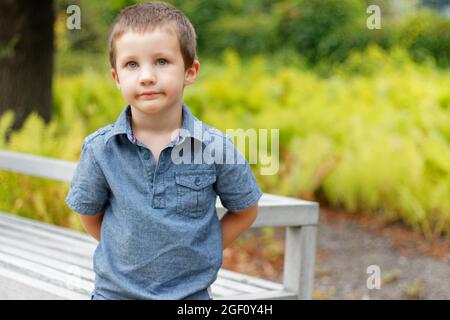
[[201, 121, 227, 139], [82, 124, 115, 148]]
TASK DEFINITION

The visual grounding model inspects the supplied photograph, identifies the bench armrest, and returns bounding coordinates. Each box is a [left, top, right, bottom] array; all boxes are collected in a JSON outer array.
[[218, 198, 319, 299]]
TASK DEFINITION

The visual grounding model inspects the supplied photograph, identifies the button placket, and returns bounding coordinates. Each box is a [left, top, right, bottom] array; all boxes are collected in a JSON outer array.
[[152, 177, 166, 208], [139, 147, 155, 191], [151, 154, 166, 209]]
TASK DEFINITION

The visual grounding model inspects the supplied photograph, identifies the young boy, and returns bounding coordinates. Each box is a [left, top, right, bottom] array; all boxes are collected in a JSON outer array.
[[66, 1, 262, 300]]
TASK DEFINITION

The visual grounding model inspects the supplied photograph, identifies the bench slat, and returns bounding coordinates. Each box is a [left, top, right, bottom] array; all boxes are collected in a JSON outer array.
[[0, 224, 96, 257], [0, 150, 77, 182], [0, 251, 94, 293], [218, 269, 283, 291], [219, 290, 297, 300], [0, 235, 93, 269], [210, 283, 243, 297], [0, 244, 95, 281], [213, 277, 267, 294], [0, 211, 97, 245], [0, 266, 89, 300]]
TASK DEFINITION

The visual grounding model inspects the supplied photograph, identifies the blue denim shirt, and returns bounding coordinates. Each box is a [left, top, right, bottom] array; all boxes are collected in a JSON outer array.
[[65, 103, 263, 300]]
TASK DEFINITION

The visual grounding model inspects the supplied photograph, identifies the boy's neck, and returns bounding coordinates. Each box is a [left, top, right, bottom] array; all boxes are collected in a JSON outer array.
[[129, 102, 183, 138]]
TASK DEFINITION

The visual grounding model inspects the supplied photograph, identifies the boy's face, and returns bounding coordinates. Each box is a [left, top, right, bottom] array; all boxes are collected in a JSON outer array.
[[111, 26, 199, 117]]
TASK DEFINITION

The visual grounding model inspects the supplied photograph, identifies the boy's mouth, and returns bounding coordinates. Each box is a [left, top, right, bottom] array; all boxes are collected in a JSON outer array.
[[138, 91, 160, 97]]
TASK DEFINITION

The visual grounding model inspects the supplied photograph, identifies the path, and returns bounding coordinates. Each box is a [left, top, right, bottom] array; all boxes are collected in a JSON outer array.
[[223, 207, 450, 299]]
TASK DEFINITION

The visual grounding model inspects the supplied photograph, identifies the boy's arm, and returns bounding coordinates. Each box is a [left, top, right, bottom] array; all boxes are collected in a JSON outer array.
[[79, 211, 104, 241], [220, 204, 258, 250]]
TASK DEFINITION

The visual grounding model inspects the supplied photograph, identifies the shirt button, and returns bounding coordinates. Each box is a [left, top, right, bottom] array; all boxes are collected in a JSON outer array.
[[194, 177, 201, 186], [143, 153, 150, 160]]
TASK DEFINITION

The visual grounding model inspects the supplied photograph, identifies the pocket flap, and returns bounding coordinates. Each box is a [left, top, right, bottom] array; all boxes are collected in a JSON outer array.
[[175, 170, 216, 190]]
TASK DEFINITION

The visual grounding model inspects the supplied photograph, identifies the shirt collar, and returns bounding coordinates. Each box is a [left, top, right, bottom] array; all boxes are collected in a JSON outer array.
[[104, 103, 203, 145]]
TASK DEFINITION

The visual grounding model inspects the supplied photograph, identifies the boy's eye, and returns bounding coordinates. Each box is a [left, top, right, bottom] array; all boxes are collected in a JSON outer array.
[[157, 59, 167, 66], [126, 61, 138, 69]]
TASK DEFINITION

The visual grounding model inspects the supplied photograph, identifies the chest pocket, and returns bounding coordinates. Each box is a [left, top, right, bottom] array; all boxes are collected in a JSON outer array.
[[175, 170, 216, 218]]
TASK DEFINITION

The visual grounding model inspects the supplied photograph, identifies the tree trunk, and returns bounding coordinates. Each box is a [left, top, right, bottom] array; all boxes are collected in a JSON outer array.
[[0, 0, 54, 130]]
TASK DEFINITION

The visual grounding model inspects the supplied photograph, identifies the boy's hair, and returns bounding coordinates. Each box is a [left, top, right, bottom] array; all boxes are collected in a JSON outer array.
[[108, 1, 197, 70]]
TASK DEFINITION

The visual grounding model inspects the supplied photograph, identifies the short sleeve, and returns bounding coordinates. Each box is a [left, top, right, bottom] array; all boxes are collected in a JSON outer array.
[[65, 141, 109, 215], [214, 138, 263, 212]]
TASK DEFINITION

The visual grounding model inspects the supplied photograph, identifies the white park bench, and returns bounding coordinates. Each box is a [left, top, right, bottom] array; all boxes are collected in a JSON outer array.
[[0, 150, 319, 300]]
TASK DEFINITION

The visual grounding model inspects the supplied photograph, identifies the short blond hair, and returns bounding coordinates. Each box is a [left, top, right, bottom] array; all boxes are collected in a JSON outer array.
[[108, 1, 197, 70]]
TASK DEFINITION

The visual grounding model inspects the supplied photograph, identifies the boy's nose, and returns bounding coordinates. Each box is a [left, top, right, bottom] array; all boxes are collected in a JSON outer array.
[[139, 67, 156, 85]]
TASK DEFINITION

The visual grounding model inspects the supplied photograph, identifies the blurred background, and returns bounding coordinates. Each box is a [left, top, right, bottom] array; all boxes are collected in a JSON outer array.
[[0, 0, 449, 299]]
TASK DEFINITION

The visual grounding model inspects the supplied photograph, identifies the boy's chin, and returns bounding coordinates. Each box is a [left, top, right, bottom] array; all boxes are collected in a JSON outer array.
[[131, 102, 168, 115]]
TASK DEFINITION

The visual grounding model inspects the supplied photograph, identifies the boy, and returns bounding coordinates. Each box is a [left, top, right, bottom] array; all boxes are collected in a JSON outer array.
[[66, 1, 262, 300]]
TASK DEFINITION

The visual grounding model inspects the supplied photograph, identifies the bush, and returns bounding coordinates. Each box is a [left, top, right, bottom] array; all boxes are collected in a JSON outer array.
[[275, 0, 369, 65], [172, 0, 280, 57], [396, 9, 450, 67]]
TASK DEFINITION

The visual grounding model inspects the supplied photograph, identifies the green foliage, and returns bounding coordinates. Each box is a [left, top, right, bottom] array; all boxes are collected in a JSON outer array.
[[0, 112, 86, 231], [168, 0, 281, 57], [52, 0, 450, 70], [396, 9, 450, 67], [0, 70, 122, 231], [275, 0, 368, 65], [1, 47, 449, 238], [55, 0, 141, 53], [190, 48, 450, 238], [53, 70, 124, 132]]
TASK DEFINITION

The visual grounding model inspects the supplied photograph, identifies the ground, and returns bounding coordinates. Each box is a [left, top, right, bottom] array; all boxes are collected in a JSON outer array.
[[222, 206, 450, 299]]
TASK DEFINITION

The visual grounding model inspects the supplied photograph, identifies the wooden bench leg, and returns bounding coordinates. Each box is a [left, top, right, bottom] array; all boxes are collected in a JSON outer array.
[[283, 225, 318, 300]]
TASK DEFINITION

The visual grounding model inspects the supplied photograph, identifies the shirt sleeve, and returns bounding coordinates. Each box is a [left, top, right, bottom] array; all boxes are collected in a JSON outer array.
[[65, 140, 109, 215], [214, 137, 263, 212]]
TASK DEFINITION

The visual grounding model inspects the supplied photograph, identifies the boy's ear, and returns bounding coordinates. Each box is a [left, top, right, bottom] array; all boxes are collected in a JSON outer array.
[[111, 68, 121, 90], [184, 59, 200, 86]]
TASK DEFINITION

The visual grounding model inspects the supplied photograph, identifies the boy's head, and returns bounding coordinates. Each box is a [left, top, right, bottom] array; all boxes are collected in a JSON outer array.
[[108, 2, 200, 116], [108, 1, 197, 71]]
